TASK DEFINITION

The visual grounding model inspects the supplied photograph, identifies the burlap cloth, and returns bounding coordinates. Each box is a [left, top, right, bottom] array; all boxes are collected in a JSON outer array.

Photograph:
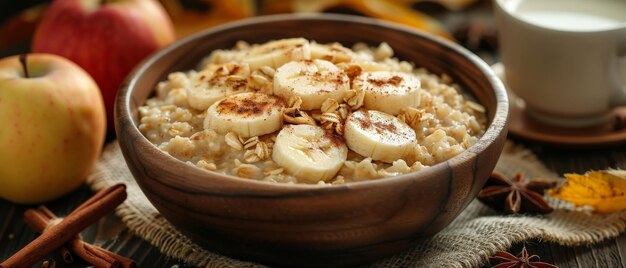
[[87, 141, 626, 267]]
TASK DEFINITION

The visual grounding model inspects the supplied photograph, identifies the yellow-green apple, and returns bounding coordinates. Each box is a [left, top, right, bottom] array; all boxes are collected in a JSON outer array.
[[32, 0, 175, 132], [0, 54, 106, 204]]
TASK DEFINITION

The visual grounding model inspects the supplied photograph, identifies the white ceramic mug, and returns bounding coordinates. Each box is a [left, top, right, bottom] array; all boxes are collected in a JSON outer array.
[[495, 0, 626, 127]]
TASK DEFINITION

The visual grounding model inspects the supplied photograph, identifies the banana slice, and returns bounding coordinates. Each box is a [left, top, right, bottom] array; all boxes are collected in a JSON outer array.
[[353, 71, 421, 115], [355, 61, 393, 72], [310, 42, 354, 63], [273, 59, 349, 110], [272, 124, 348, 183], [243, 38, 311, 70], [344, 109, 416, 163], [186, 63, 250, 111], [204, 92, 285, 137]]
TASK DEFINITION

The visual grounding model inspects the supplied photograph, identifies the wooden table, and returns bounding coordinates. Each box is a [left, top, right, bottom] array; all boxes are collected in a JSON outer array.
[[1, 139, 626, 268], [507, 142, 626, 268], [2, 1, 625, 267]]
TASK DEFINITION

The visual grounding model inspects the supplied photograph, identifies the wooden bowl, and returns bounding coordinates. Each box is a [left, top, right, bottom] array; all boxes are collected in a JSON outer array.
[[116, 14, 508, 267]]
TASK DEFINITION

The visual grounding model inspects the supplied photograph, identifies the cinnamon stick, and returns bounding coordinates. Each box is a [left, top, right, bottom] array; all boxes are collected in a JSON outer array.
[[36, 206, 74, 264], [22, 207, 74, 264], [34, 206, 136, 268], [0, 184, 127, 268], [25, 207, 115, 268]]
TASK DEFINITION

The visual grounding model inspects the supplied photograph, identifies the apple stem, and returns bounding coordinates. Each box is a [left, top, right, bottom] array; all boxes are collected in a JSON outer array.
[[19, 54, 29, 78]]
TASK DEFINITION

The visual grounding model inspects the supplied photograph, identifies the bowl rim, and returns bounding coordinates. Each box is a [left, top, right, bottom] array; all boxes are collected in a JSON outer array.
[[116, 13, 509, 193]]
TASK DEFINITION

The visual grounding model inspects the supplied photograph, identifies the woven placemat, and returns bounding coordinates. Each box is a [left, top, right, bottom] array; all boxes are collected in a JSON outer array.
[[87, 141, 626, 267]]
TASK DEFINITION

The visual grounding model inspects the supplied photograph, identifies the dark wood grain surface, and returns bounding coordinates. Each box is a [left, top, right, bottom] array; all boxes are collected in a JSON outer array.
[[2, 1, 625, 267]]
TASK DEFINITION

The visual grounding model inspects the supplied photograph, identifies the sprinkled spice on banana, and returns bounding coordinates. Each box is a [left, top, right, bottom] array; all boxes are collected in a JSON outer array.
[[138, 38, 487, 184]]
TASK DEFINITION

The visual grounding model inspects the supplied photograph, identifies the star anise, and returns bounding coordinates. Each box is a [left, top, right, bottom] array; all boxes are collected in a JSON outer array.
[[478, 172, 555, 214], [490, 245, 559, 268]]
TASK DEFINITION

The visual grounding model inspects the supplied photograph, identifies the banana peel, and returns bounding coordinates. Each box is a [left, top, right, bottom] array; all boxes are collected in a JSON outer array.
[[343, 0, 453, 39], [160, 0, 256, 38], [161, 0, 477, 40], [266, 0, 480, 40]]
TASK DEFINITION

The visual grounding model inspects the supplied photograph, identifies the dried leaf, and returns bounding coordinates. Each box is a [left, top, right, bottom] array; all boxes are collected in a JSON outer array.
[[548, 169, 626, 213]]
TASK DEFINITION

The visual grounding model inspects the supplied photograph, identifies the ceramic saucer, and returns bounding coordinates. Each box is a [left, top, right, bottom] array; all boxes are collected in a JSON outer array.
[[492, 62, 626, 148]]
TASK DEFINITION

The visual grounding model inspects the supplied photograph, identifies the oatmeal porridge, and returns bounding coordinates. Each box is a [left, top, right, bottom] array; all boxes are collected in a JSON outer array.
[[138, 38, 486, 184]]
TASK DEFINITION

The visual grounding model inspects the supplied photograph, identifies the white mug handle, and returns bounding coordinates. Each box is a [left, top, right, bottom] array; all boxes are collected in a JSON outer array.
[[610, 32, 626, 106]]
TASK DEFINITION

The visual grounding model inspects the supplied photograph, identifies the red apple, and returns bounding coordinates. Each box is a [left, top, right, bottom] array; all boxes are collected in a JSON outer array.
[[32, 0, 176, 132], [0, 54, 106, 204]]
